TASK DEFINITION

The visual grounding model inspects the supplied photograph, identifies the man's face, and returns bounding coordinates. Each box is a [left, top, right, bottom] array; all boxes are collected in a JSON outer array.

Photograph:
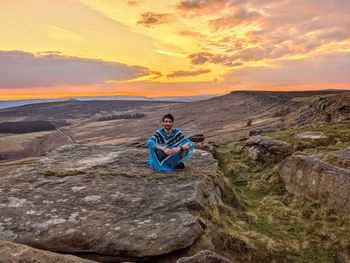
[[162, 118, 173, 130]]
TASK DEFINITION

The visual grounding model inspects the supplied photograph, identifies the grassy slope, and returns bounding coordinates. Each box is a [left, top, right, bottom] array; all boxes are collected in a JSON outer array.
[[212, 122, 350, 263]]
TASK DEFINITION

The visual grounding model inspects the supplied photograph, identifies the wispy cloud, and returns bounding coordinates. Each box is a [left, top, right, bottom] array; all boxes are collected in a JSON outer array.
[[156, 50, 188, 57], [166, 68, 211, 77], [46, 25, 83, 44]]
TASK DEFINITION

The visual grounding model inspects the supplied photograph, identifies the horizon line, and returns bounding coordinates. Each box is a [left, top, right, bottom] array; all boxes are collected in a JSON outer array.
[[1, 88, 350, 102]]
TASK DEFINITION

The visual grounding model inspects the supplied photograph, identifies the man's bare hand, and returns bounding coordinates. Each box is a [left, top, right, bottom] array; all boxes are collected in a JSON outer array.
[[163, 148, 173, 155], [181, 143, 193, 150], [157, 144, 192, 155], [171, 147, 181, 154]]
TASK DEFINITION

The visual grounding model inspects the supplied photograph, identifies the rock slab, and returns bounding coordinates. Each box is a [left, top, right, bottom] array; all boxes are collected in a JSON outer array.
[[0, 145, 223, 261], [279, 155, 350, 213]]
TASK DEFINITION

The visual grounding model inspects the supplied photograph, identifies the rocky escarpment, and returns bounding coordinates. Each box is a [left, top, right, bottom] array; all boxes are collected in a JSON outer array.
[[297, 95, 350, 124], [0, 145, 225, 262]]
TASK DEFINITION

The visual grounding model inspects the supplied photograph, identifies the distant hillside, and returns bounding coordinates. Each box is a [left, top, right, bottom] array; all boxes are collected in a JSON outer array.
[[230, 89, 350, 98], [0, 95, 219, 110], [0, 100, 181, 121]]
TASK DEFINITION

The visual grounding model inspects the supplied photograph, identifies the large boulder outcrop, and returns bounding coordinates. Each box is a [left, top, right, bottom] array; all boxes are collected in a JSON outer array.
[[176, 250, 233, 263], [279, 155, 350, 213], [0, 236, 96, 263], [0, 145, 223, 262], [245, 135, 293, 164]]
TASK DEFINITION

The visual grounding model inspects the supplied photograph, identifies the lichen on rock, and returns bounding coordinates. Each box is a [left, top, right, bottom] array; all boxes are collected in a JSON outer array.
[[0, 144, 224, 262]]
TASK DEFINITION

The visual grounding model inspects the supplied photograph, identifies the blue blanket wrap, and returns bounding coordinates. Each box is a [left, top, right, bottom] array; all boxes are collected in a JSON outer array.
[[146, 127, 194, 172]]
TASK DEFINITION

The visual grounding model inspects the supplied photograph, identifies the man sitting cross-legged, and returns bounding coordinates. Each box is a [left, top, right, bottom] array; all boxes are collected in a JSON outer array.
[[146, 113, 194, 172]]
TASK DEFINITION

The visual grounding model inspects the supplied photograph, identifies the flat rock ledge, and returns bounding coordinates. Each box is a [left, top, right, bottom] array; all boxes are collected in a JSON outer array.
[[0, 145, 224, 262], [279, 155, 350, 213]]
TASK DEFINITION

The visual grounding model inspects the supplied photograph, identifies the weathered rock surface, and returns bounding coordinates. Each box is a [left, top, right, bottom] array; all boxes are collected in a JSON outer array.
[[0, 236, 96, 263], [294, 131, 327, 139], [245, 135, 293, 164], [248, 127, 281, 136], [333, 147, 350, 161], [176, 250, 233, 263], [279, 155, 350, 213], [0, 145, 223, 262]]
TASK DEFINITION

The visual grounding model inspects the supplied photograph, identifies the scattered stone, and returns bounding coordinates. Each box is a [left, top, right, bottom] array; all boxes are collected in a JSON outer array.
[[245, 135, 293, 164], [279, 155, 350, 213], [294, 131, 327, 139]]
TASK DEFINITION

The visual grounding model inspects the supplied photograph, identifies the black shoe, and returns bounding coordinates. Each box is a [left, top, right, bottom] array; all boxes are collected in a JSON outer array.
[[174, 162, 185, 169]]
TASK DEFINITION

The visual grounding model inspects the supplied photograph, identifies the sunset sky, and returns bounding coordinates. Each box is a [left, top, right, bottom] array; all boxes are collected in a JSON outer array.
[[1, 0, 349, 99]]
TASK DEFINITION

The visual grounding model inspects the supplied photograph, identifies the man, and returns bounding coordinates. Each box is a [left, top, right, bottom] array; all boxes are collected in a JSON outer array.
[[146, 113, 194, 172]]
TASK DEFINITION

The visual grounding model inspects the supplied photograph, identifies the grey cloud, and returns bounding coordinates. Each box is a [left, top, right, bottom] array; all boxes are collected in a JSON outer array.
[[0, 50, 150, 88]]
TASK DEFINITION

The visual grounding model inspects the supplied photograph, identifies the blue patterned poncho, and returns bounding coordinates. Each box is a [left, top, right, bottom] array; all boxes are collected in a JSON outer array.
[[146, 127, 194, 172]]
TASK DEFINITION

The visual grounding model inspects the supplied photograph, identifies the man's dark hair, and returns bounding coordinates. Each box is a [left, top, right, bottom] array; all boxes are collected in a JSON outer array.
[[162, 113, 174, 122]]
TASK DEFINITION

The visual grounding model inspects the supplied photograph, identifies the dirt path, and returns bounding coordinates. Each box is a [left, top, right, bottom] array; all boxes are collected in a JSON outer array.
[[54, 125, 76, 144]]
